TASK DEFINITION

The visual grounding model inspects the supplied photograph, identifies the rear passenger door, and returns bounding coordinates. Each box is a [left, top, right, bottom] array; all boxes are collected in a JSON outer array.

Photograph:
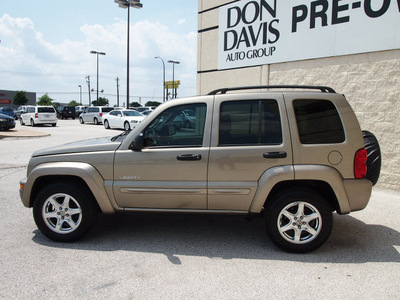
[[208, 93, 293, 211]]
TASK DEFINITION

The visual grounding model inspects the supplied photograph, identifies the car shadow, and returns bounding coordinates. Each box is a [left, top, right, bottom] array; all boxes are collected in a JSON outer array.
[[32, 213, 400, 264]]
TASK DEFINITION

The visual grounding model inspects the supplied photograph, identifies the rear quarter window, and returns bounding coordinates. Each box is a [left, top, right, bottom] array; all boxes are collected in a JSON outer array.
[[293, 99, 345, 144]]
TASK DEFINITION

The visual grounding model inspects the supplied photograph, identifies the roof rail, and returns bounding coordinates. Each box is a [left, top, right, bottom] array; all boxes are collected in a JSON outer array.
[[208, 85, 336, 95]]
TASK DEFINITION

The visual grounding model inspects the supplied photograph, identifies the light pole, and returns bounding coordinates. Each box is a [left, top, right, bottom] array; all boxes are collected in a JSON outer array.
[[168, 60, 180, 99], [155, 56, 166, 102], [90, 50, 106, 102], [78, 85, 82, 104], [114, 0, 143, 108], [86, 76, 91, 105]]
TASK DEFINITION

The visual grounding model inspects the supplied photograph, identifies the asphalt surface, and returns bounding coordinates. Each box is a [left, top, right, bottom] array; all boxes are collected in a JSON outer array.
[[0, 120, 399, 299]]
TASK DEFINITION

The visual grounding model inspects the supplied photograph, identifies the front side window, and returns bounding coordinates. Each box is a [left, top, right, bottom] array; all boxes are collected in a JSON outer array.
[[143, 103, 207, 147], [219, 100, 282, 146], [293, 99, 345, 144]]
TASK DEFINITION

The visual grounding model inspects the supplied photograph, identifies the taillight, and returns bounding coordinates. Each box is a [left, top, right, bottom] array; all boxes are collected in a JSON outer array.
[[354, 148, 367, 179], [99, 113, 103, 117], [35, 113, 38, 118]]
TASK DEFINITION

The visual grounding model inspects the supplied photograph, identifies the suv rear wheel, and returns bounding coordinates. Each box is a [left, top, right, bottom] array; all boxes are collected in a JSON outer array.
[[265, 189, 333, 253], [33, 183, 96, 242]]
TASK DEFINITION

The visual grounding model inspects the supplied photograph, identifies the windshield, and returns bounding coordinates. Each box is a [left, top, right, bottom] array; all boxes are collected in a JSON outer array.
[[123, 110, 142, 117]]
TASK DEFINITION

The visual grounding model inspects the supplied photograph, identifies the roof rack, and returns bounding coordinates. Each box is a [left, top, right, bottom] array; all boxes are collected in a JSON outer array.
[[208, 85, 336, 95]]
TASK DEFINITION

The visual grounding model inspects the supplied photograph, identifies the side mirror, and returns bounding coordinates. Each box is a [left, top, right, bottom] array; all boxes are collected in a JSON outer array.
[[129, 133, 144, 151]]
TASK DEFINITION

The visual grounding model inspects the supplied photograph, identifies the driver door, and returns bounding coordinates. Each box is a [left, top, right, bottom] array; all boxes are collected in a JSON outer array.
[[113, 102, 210, 209]]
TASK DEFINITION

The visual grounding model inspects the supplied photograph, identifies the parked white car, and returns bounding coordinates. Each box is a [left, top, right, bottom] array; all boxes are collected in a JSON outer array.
[[79, 106, 114, 125], [103, 109, 145, 130], [20, 106, 57, 127]]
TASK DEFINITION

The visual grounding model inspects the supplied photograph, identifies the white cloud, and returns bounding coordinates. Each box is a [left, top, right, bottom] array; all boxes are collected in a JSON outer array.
[[0, 14, 197, 104]]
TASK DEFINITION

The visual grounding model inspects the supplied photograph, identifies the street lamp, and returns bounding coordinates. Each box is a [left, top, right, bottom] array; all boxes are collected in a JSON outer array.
[[155, 56, 166, 102], [114, 0, 143, 108], [78, 85, 82, 104], [90, 50, 106, 102], [168, 60, 180, 99]]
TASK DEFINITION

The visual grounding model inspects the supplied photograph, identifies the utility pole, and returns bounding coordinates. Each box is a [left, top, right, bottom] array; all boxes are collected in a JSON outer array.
[[116, 77, 120, 107], [86, 76, 91, 105]]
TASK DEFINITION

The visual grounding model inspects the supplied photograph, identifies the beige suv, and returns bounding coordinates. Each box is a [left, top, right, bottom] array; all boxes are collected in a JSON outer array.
[[19, 86, 380, 252]]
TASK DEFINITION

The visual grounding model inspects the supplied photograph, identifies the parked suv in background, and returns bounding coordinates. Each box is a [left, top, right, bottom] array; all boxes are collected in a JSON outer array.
[[19, 86, 381, 252], [79, 106, 114, 125], [20, 106, 57, 127], [57, 106, 76, 119]]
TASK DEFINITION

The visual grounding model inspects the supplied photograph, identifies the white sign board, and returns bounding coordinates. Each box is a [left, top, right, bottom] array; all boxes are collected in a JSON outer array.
[[218, 0, 400, 70]]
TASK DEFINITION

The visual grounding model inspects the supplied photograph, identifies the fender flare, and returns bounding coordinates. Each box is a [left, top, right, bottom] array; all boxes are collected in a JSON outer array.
[[20, 162, 115, 214], [249, 165, 353, 214]]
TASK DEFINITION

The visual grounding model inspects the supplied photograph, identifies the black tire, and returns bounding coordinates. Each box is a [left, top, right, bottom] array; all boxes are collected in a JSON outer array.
[[94, 118, 99, 125], [33, 182, 97, 242], [51, 123, 56, 127], [79, 117, 84, 124], [124, 121, 130, 131], [265, 189, 333, 253], [362, 130, 381, 186], [30, 119, 35, 127], [20, 118, 25, 126], [104, 120, 110, 129]]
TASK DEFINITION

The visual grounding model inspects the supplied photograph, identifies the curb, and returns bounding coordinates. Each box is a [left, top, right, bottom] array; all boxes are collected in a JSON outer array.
[[0, 128, 50, 139]]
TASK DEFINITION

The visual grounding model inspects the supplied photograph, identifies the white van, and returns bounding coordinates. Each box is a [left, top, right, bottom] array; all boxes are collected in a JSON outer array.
[[20, 106, 57, 127]]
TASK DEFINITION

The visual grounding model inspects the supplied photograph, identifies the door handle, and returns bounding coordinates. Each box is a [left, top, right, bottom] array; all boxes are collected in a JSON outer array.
[[263, 151, 287, 159], [177, 154, 202, 161]]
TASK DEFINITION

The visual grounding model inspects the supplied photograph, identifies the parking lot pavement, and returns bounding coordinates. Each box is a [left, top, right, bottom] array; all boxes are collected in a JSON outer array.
[[0, 120, 399, 299]]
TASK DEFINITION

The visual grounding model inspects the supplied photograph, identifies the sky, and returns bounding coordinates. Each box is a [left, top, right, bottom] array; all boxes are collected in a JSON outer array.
[[0, 0, 198, 106]]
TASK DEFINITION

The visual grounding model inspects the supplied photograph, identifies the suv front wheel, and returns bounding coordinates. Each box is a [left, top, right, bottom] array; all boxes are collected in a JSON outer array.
[[265, 189, 333, 253], [33, 182, 97, 242]]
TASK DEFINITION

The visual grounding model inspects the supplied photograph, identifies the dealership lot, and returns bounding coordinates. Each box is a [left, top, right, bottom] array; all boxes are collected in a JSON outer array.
[[0, 120, 399, 299]]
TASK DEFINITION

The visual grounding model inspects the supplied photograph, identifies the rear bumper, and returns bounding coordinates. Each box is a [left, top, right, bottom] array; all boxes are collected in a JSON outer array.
[[35, 118, 57, 124], [344, 179, 372, 212]]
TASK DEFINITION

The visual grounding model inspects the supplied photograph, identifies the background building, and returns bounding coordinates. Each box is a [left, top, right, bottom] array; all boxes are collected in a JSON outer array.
[[0, 90, 36, 108], [198, 0, 400, 191]]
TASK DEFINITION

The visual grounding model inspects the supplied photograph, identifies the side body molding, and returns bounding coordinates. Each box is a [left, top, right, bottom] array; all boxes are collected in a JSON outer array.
[[20, 162, 115, 214]]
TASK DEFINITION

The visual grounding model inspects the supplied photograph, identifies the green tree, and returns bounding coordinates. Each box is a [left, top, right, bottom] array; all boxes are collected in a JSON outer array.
[[145, 101, 162, 107], [13, 91, 29, 106], [68, 100, 80, 106], [36, 93, 54, 106], [129, 102, 141, 108], [92, 97, 109, 106]]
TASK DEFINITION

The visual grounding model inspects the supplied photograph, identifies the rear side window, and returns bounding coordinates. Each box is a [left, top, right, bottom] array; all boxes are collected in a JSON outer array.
[[219, 100, 282, 146], [293, 99, 345, 144]]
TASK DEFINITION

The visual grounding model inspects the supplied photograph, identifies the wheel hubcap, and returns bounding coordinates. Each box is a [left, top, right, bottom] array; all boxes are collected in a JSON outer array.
[[277, 201, 322, 244], [42, 193, 82, 234]]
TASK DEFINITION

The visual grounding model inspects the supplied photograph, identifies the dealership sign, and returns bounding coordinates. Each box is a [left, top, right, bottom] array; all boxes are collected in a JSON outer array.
[[218, 0, 400, 69]]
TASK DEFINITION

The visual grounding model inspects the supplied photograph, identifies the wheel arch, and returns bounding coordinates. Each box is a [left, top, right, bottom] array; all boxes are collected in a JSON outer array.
[[250, 165, 351, 215], [263, 180, 338, 213], [21, 162, 115, 214]]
